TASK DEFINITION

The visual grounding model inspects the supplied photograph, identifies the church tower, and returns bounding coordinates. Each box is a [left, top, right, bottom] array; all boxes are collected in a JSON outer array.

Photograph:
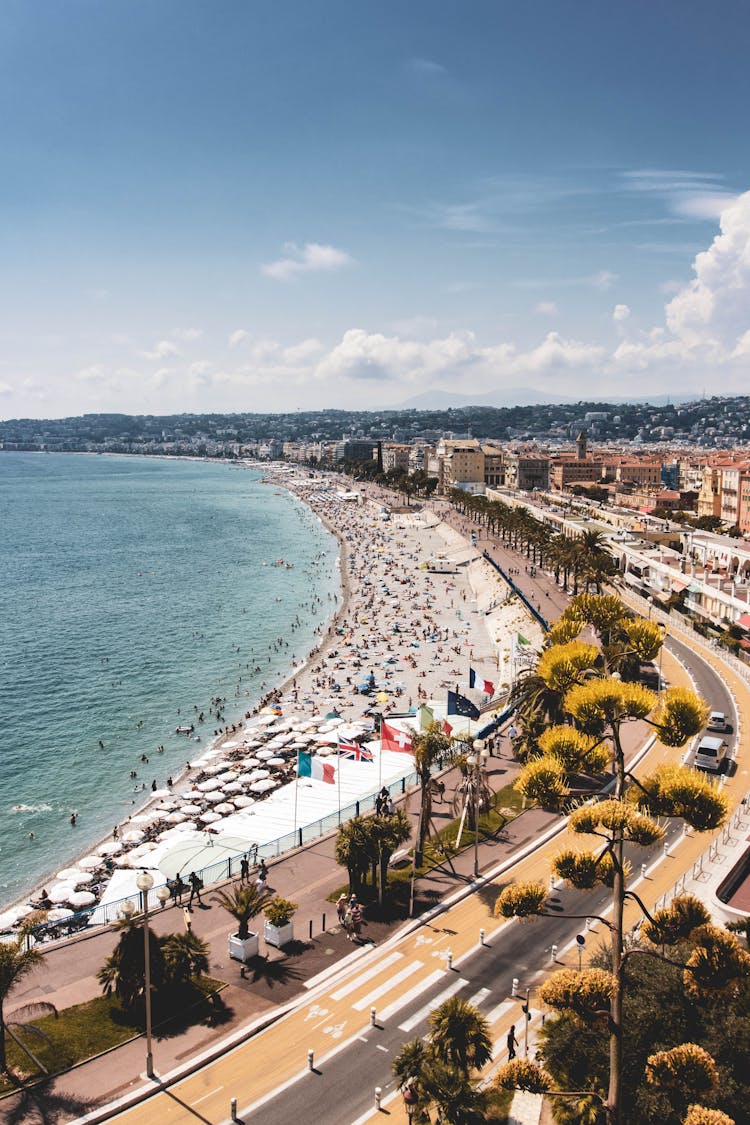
[[576, 429, 587, 461]]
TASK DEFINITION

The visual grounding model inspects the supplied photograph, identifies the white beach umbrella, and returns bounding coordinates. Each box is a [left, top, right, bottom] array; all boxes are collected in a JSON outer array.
[[196, 779, 219, 791], [47, 908, 75, 922], [255, 749, 274, 760], [240, 757, 260, 768], [213, 802, 236, 815], [267, 757, 286, 767], [57, 867, 82, 881], [164, 811, 187, 823], [97, 841, 123, 856], [149, 788, 172, 799], [179, 804, 202, 816], [244, 768, 271, 782], [215, 771, 238, 784], [48, 884, 76, 904], [249, 778, 278, 793], [233, 795, 255, 808], [78, 854, 103, 870], [68, 890, 96, 908], [203, 790, 225, 803], [199, 810, 221, 824], [128, 814, 155, 825], [180, 788, 204, 800], [122, 829, 146, 843], [71, 871, 94, 886], [222, 781, 244, 793], [203, 763, 226, 775], [0, 911, 20, 931], [222, 741, 241, 749]]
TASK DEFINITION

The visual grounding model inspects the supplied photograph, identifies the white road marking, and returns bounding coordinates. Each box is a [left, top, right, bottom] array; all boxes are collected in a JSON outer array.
[[485, 998, 516, 1025], [376, 969, 445, 1023], [329, 951, 403, 1001], [352, 961, 424, 1010], [467, 986, 492, 1008], [192, 1086, 223, 1105], [398, 977, 469, 1032]]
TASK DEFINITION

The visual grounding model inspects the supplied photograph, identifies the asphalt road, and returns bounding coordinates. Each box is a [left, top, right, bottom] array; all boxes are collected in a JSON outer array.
[[237, 639, 733, 1125]]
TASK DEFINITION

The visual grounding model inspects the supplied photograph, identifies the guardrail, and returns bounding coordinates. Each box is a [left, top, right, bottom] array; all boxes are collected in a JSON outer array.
[[481, 550, 550, 631]]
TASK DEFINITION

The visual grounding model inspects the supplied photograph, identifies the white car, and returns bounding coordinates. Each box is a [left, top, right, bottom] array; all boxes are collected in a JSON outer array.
[[707, 711, 727, 733], [694, 736, 728, 773]]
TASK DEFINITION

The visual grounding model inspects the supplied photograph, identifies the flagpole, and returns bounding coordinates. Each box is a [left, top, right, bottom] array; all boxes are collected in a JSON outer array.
[[293, 750, 300, 844], [377, 712, 383, 791], [337, 742, 342, 825]]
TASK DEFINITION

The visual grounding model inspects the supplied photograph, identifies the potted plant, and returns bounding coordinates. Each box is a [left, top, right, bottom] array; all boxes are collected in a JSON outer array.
[[212, 884, 265, 962], [263, 896, 298, 948]]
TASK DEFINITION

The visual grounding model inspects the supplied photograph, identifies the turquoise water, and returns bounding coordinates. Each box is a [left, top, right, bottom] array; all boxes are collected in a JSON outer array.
[[0, 453, 338, 905]]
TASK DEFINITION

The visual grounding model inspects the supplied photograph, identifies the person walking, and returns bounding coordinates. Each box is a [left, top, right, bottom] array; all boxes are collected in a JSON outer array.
[[173, 874, 186, 904], [256, 858, 268, 894], [188, 871, 202, 909], [336, 893, 348, 924], [240, 855, 250, 884], [507, 1024, 518, 1061], [350, 900, 363, 943]]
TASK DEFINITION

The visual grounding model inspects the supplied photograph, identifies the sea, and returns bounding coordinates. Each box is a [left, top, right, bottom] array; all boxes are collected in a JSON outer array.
[[0, 453, 339, 907]]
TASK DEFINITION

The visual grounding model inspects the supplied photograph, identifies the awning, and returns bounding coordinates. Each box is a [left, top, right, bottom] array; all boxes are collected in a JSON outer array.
[[737, 613, 750, 631], [671, 577, 690, 592]]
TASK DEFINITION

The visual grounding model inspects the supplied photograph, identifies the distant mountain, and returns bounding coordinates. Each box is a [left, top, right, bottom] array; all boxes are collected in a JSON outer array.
[[390, 388, 699, 411], [391, 387, 562, 410]]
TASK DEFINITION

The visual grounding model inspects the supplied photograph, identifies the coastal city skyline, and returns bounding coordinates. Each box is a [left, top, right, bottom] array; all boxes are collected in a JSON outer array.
[[2, 1, 750, 419]]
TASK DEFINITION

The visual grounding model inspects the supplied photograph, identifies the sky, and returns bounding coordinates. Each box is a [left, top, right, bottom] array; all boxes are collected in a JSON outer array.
[[1, 0, 750, 420]]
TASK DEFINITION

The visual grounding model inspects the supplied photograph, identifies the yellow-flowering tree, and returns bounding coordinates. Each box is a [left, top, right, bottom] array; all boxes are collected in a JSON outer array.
[[493, 594, 736, 1125]]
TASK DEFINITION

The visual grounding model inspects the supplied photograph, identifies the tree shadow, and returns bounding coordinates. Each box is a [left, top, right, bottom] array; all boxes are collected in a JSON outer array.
[[0, 1073, 98, 1125], [242, 956, 303, 991]]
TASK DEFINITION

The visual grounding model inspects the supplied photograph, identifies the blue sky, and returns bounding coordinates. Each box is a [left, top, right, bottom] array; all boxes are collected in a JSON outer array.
[[2, 0, 750, 418]]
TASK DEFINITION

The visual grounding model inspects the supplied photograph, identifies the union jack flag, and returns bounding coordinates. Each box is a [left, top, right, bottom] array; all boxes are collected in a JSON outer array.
[[338, 737, 374, 763]]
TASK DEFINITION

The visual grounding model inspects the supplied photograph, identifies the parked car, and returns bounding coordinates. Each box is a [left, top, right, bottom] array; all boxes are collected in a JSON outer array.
[[707, 710, 727, 733], [694, 736, 728, 773]]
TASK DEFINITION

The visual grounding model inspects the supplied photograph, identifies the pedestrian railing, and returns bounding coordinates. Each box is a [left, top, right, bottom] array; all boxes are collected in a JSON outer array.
[[481, 551, 550, 631]]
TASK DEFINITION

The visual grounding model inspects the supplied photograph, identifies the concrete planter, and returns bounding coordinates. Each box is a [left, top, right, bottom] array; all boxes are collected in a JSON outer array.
[[264, 920, 294, 948], [228, 931, 259, 962]]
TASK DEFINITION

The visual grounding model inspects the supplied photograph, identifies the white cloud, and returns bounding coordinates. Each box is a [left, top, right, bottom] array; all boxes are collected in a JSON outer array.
[[535, 302, 559, 317], [228, 329, 249, 348], [141, 339, 180, 361], [406, 57, 447, 78], [516, 269, 617, 291], [0, 381, 12, 395], [261, 242, 354, 281], [173, 327, 203, 342], [613, 304, 630, 322], [622, 169, 738, 223], [282, 338, 323, 364]]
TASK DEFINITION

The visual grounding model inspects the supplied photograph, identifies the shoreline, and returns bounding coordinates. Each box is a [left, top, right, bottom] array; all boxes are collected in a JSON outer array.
[[2, 465, 542, 935]]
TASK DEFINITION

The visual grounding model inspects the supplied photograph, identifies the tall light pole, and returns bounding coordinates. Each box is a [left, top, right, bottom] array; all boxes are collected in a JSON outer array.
[[122, 872, 169, 1079], [467, 740, 490, 878]]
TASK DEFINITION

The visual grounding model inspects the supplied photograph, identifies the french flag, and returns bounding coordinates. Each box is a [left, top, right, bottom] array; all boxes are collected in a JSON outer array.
[[469, 667, 495, 696]]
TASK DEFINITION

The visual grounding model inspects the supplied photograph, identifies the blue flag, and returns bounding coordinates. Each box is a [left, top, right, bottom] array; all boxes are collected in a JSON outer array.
[[447, 690, 480, 720]]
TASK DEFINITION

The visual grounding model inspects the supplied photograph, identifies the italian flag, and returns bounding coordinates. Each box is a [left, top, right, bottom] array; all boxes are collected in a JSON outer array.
[[298, 750, 336, 784]]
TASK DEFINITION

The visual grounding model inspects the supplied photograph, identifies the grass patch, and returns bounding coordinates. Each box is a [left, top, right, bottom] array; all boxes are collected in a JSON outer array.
[[0, 975, 225, 1096]]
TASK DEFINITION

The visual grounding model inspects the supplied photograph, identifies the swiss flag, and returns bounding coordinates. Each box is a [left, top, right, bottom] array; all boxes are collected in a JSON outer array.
[[381, 721, 415, 754]]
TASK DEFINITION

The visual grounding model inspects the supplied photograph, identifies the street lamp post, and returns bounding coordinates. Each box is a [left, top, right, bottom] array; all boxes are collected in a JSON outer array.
[[122, 872, 170, 1079], [467, 740, 490, 878]]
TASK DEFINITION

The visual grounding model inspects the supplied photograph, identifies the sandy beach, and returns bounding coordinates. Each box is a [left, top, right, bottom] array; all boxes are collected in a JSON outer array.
[[2, 468, 543, 937]]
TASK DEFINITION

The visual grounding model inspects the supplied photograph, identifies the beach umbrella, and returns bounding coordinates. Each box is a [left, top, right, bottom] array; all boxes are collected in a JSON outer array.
[[233, 795, 255, 808], [325, 710, 342, 720], [255, 749, 275, 760], [244, 768, 271, 782], [203, 763, 226, 775], [222, 781, 244, 794], [196, 780, 219, 791], [149, 788, 172, 799], [0, 911, 20, 931], [213, 802, 236, 815], [240, 757, 260, 768], [48, 884, 76, 904], [71, 871, 94, 886], [97, 841, 123, 856], [376, 692, 389, 703], [78, 854, 103, 870], [122, 829, 146, 843], [267, 757, 286, 767], [203, 790, 225, 803], [249, 778, 278, 793], [198, 811, 221, 824], [215, 771, 238, 784], [164, 811, 187, 823], [128, 814, 155, 825], [181, 788, 204, 799], [222, 741, 241, 749], [68, 890, 96, 909], [47, 908, 75, 922], [178, 804, 202, 816], [57, 867, 83, 881]]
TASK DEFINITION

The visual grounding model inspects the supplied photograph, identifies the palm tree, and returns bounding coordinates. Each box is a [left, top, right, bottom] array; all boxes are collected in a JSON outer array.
[[161, 931, 210, 987], [428, 996, 492, 1073], [412, 722, 453, 867], [212, 883, 266, 940], [0, 938, 43, 1073], [335, 816, 373, 893], [97, 918, 166, 1009], [368, 809, 412, 905]]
